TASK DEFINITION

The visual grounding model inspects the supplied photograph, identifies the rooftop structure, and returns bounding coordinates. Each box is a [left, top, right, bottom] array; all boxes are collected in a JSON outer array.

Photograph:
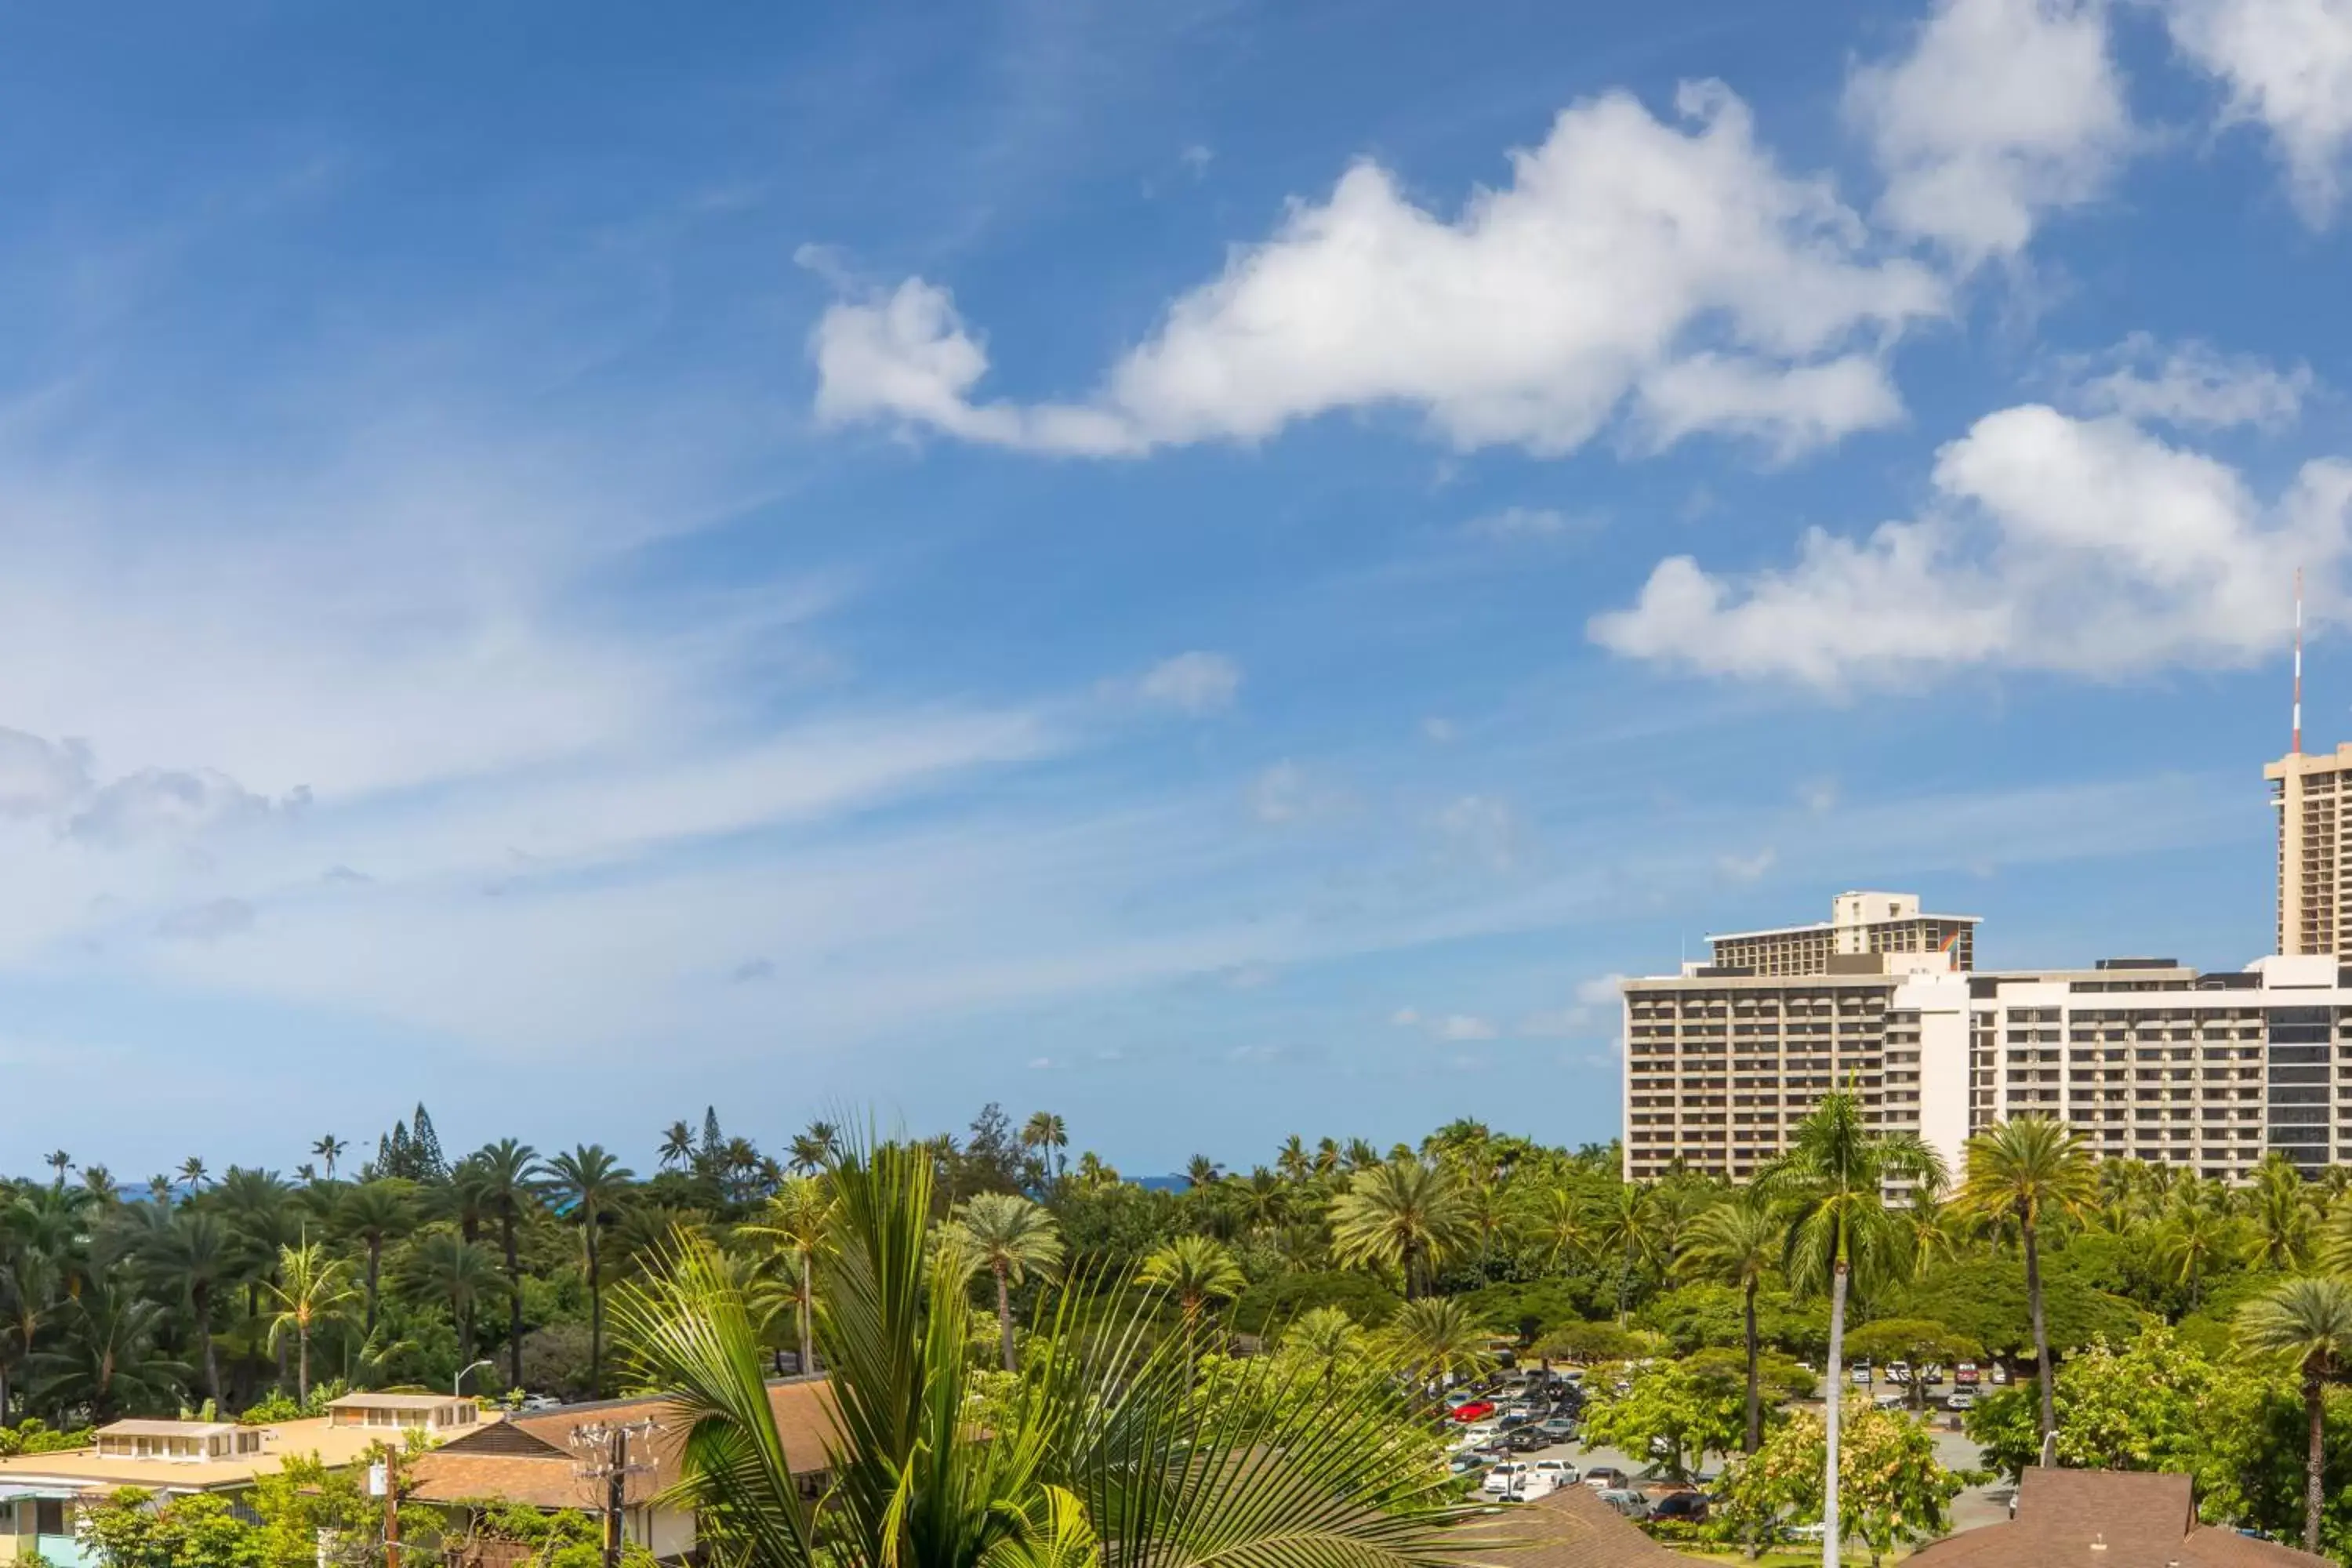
[[325, 1391, 479, 1432], [1707, 891, 1979, 977], [1906, 1467, 2328, 1566]]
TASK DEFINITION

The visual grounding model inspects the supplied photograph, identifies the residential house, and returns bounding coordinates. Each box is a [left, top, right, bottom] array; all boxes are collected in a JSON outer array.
[[406, 1376, 835, 1566]]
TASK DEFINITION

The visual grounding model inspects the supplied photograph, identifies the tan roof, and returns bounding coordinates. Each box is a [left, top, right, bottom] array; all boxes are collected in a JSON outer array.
[[96, 1420, 239, 1439], [1464, 1484, 1697, 1567], [1908, 1469, 2332, 1568], [0, 1417, 395, 1493], [329, 1392, 470, 1410], [408, 1377, 837, 1511]]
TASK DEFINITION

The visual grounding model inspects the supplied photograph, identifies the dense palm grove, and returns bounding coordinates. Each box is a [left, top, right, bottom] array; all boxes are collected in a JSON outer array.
[[29, 1098, 2352, 1559]]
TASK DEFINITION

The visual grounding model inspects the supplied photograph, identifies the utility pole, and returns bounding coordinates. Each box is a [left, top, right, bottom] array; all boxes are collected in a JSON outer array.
[[372, 1446, 401, 1568], [568, 1417, 655, 1568]]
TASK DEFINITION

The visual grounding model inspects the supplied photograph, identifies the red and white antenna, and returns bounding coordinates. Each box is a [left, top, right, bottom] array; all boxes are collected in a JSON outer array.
[[2294, 565, 2305, 755]]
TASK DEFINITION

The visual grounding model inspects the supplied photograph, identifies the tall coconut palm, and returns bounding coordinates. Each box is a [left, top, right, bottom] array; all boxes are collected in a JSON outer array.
[[264, 1240, 358, 1405], [538, 1144, 633, 1395], [1138, 1234, 1246, 1330], [472, 1139, 539, 1389], [404, 1232, 503, 1366], [1588, 1181, 1663, 1327], [614, 1134, 1480, 1568], [136, 1210, 233, 1410], [1021, 1112, 1069, 1190], [1680, 1196, 1781, 1454], [1328, 1156, 1470, 1298], [2249, 1152, 2315, 1272], [43, 1152, 71, 1188], [310, 1135, 348, 1181], [1276, 1135, 1313, 1185], [2153, 1200, 2244, 1310], [1380, 1295, 1494, 1399], [1514, 1181, 1594, 1272], [336, 1179, 416, 1338], [942, 1192, 1063, 1373], [178, 1156, 208, 1192], [2238, 1276, 2352, 1555], [659, 1120, 697, 1171], [27, 1280, 187, 1421], [1952, 1116, 2097, 1452], [1755, 1091, 1944, 1568], [743, 1176, 834, 1377]]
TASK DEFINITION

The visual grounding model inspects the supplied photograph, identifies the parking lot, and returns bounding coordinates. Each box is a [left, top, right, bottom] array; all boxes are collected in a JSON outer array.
[[1445, 1366, 2008, 1533]]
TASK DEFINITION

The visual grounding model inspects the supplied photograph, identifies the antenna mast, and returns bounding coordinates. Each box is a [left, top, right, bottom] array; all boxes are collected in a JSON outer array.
[[2295, 566, 2305, 756]]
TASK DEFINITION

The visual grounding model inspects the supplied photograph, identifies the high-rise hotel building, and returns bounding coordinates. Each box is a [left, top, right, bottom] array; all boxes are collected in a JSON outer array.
[[1621, 887, 2352, 1185]]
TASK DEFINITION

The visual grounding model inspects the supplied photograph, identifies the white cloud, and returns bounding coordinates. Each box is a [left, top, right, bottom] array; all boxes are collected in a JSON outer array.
[[1436, 794, 1527, 871], [1131, 652, 1242, 715], [1591, 403, 2352, 685], [1718, 847, 1779, 882], [1248, 761, 1309, 823], [1389, 1007, 1422, 1027], [1436, 1014, 1498, 1041], [1461, 506, 1578, 541], [1848, 0, 2132, 261], [0, 726, 307, 846], [0, 729, 93, 820], [2064, 332, 2314, 429], [1420, 717, 1457, 744], [1576, 972, 1631, 1009], [2161, 0, 2352, 224], [811, 82, 1943, 462], [1798, 777, 1842, 814], [155, 898, 256, 943]]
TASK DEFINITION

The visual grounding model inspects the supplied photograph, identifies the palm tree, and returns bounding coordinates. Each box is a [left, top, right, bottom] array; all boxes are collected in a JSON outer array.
[[1282, 1305, 1367, 1388], [264, 1240, 358, 1405], [179, 1156, 209, 1192], [538, 1144, 634, 1395], [2153, 1200, 2243, 1310], [1138, 1234, 1246, 1330], [43, 1152, 71, 1187], [1588, 1181, 1663, 1326], [744, 1176, 834, 1376], [310, 1136, 348, 1181], [942, 1192, 1063, 1372], [659, 1120, 697, 1171], [614, 1134, 1479, 1568], [787, 1121, 839, 1176], [2248, 1152, 2315, 1272], [1327, 1156, 1470, 1298], [27, 1281, 187, 1421], [1276, 1134, 1312, 1185], [1379, 1296, 1494, 1399], [1515, 1181, 1593, 1272], [136, 1211, 233, 1409], [1681, 1196, 1781, 1454], [1021, 1112, 1069, 1190], [1755, 1091, 1944, 1568], [1183, 1154, 1223, 1189], [336, 1179, 416, 1338], [473, 1139, 539, 1389], [2238, 1276, 2352, 1555], [404, 1232, 503, 1366], [1952, 1117, 2097, 1452]]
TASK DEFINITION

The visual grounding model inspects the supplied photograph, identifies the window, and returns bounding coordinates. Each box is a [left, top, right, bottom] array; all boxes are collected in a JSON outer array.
[[35, 1500, 67, 1537]]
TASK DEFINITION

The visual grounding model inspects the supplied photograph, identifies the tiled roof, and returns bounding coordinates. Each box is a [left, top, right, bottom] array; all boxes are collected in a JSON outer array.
[[1907, 1469, 2333, 1568], [1466, 1484, 1697, 1567], [408, 1377, 837, 1512]]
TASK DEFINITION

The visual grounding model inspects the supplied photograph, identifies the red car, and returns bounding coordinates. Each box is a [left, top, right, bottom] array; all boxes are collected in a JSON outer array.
[[1450, 1400, 1497, 1423]]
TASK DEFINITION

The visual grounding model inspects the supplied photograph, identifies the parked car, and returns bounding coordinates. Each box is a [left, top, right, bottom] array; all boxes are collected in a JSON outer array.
[[1482, 1462, 1530, 1499], [1945, 1390, 1978, 1411], [1989, 1364, 2011, 1385], [1850, 1359, 1873, 1386], [1443, 1389, 1482, 1410], [519, 1394, 562, 1412], [1539, 1416, 1577, 1439], [1871, 1392, 1907, 1411], [1650, 1492, 1710, 1522], [1534, 1460, 1579, 1486], [1955, 1362, 1981, 1387], [1450, 1399, 1497, 1423], [1596, 1489, 1652, 1519], [1447, 1454, 1486, 1479], [1461, 1423, 1501, 1447], [1922, 1363, 1947, 1386], [1583, 1466, 1628, 1491], [1886, 1361, 1912, 1385], [1507, 1427, 1550, 1453]]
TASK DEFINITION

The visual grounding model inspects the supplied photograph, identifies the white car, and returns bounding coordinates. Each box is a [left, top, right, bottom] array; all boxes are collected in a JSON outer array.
[[1945, 1391, 1977, 1411], [1483, 1462, 1531, 1499], [1461, 1422, 1501, 1446], [1534, 1460, 1579, 1486]]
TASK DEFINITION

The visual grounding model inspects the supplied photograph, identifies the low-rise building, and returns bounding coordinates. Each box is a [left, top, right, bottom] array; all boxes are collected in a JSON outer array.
[[1906, 1467, 2328, 1566], [407, 1376, 836, 1565]]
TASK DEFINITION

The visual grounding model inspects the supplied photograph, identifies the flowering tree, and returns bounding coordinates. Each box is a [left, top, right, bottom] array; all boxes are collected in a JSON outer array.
[[1719, 1399, 1964, 1567]]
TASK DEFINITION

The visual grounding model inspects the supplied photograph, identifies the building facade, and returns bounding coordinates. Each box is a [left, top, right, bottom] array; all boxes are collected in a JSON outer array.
[[2268, 742, 2352, 959], [1622, 917, 2351, 1185], [1705, 891, 1978, 977]]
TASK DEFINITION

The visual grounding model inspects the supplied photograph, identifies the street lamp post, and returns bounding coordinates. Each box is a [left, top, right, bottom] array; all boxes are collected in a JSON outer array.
[[456, 1358, 495, 1399]]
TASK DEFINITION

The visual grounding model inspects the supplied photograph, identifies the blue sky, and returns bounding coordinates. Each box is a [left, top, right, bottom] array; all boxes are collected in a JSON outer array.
[[2, 0, 2348, 1178]]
